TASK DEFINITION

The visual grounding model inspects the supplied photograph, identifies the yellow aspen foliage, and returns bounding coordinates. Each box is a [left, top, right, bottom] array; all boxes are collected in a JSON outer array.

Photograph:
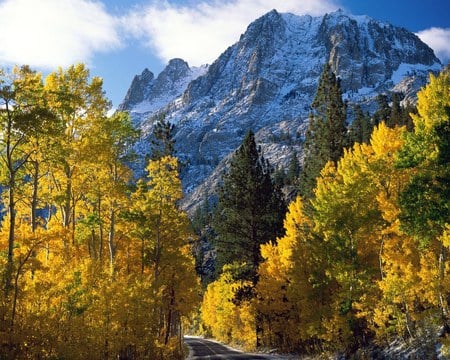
[[314, 155, 378, 311], [352, 125, 419, 340], [0, 65, 199, 359], [369, 121, 405, 158], [43, 64, 111, 250], [417, 249, 441, 308], [305, 124, 413, 349], [234, 301, 257, 349], [201, 272, 236, 342], [258, 241, 289, 312], [201, 70, 449, 355], [257, 240, 293, 349], [257, 196, 311, 350], [397, 68, 450, 339], [201, 263, 256, 349], [413, 71, 450, 133], [373, 235, 420, 337], [129, 155, 200, 348], [443, 225, 450, 248]]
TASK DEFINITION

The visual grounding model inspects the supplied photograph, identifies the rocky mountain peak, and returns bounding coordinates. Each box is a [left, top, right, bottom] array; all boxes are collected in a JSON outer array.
[[119, 58, 208, 120], [316, 10, 439, 91], [120, 9, 442, 214], [118, 68, 154, 111], [241, 9, 285, 44], [181, 10, 286, 106], [151, 58, 191, 97]]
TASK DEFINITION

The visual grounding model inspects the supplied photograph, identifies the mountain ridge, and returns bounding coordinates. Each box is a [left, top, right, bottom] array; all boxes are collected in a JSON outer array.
[[119, 9, 441, 213]]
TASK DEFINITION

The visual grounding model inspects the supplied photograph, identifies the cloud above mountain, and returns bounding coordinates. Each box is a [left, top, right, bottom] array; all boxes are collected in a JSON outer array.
[[0, 0, 446, 72], [417, 27, 450, 64], [0, 0, 121, 69], [122, 0, 340, 66]]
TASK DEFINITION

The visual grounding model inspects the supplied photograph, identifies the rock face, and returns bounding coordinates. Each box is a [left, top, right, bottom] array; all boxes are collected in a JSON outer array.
[[119, 68, 154, 111], [119, 9, 441, 213], [119, 58, 208, 127]]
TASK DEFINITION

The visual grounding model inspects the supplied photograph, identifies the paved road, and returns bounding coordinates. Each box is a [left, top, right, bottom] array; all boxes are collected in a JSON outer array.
[[184, 336, 274, 359]]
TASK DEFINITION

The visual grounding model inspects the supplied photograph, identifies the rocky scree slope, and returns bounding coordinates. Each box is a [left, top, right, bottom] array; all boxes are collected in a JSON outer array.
[[119, 9, 441, 214]]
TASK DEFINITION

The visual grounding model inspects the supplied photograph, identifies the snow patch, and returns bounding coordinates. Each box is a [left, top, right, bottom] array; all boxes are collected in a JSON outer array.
[[391, 62, 441, 84], [129, 64, 208, 115]]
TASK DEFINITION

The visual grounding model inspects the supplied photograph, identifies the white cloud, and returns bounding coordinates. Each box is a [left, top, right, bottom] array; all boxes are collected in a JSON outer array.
[[0, 0, 121, 69], [417, 27, 450, 64], [122, 0, 339, 66]]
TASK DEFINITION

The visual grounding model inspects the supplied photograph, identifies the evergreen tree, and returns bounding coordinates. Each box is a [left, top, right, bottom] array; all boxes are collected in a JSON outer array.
[[371, 92, 417, 131], [299, 63, 347, 199], [213, 131, 286, 283], [372, 92, 416, 131], [150, 114, 175, 159], [348, 105, 372, 146], [286, 151, 301, 185], [402, 102, 416, 131], [388, 92, 403, 128], [372, 93, 391, 127], [272, 167, 287, 188]]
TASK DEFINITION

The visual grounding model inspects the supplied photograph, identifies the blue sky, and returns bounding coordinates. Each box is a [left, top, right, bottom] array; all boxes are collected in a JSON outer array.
[[0, 0, 448, 109]]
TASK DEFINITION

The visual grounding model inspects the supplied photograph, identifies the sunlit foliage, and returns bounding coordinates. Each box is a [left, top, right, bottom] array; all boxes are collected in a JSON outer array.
[[0, 64, 199, 359]]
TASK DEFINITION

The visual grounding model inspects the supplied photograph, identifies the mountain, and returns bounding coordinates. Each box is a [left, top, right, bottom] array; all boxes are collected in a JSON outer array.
[[119, 9, 441, 213], [119, 58, 208, 126]]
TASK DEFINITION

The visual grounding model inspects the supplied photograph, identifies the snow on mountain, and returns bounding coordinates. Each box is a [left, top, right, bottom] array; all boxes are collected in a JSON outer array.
[[119, 9, 441, 214], [118, 58, 208, 127]]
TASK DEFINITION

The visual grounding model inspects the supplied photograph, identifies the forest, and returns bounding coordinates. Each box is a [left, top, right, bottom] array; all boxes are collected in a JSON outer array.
[[0, 64, 199, 359], [198, 65, 450, 357], [0, 63, 449, 359]]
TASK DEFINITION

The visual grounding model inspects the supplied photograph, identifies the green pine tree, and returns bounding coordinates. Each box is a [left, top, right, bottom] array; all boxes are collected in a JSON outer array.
[[388, 92, 403, 128], [348, 105, 372, 146], [286, 151, 301, 185], [212, 131, 286, 283], [401, 102, 416, 132], [372, 93, 390, 127], [299, 63, 347, 199], [150, 114, 175, 159]]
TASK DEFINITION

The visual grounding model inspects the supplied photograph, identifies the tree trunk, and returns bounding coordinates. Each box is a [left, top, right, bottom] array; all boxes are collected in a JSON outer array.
[[154, 209, 162, 280], [164, 286, 175, 345], [379, 236, 385, 280], [31, 159, 39, 233], [98, 197, 104, 262], [90, 229, 97, 260], [108, 206, 116, 277], [11, 249, 33, 330], [5, 182, 15, 296], [4, 104, 15, 296], [71, 194, 76, 246], [439, 243, 449, 333], [62, 164, 72, 229]]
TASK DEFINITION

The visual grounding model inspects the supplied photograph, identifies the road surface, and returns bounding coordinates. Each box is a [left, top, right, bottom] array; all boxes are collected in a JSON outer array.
[[184, 336, 277, 359]]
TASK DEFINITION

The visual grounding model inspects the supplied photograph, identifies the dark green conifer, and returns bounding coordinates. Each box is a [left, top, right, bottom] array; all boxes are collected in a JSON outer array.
[[286, 151, 301, 185], [372, 94, 391, 127], [212, 131, 286, 282], [348, 105, 372, 146], [373, 92, 416, 131], [150, 114, 175, 159], [299, 63, 347, 199], [273, 167, 287, 187], [388, 92, 403, 128], [402, 102, 416, 131]]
